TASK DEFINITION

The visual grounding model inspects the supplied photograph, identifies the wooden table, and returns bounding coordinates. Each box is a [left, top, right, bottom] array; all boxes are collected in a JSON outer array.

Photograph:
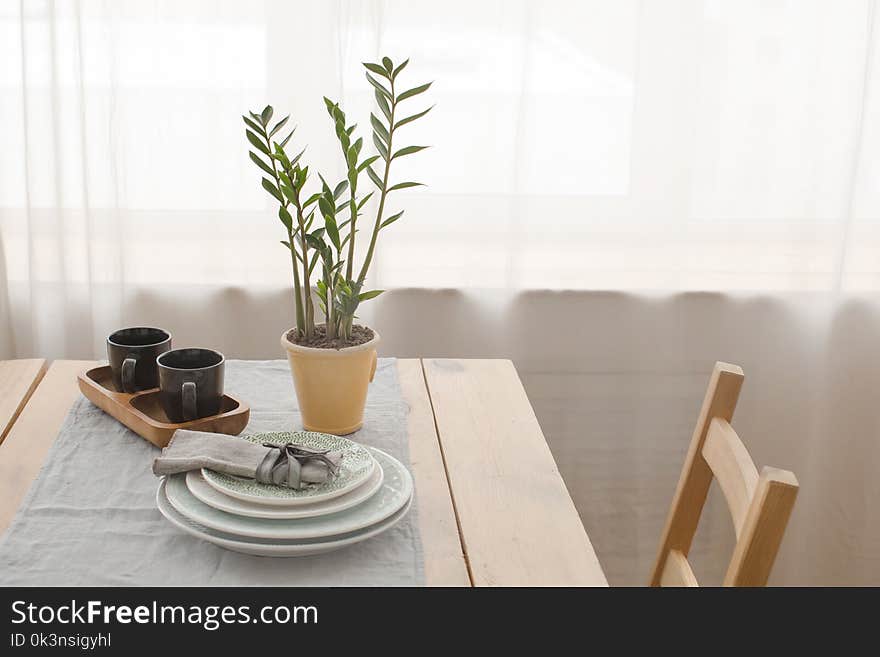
[[0, 358, 607, 586]]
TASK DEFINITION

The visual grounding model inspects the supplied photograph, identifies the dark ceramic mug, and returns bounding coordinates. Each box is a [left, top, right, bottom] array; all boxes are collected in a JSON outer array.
[[107, 327, 172, 393], [157, 348, 225, 423]]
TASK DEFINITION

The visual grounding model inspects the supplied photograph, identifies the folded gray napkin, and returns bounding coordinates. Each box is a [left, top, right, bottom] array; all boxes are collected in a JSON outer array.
[[152, 430, 343, 489]]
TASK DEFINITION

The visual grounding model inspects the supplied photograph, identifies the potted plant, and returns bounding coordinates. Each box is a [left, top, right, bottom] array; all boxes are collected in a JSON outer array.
[[243, 57, 432, 434]]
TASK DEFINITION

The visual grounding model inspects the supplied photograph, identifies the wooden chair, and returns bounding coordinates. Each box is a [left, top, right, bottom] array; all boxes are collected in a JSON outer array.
[[650, 362, 799, 587]]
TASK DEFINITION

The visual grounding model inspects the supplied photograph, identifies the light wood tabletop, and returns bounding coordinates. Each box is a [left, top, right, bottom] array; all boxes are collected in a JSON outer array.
[[0, 358, 607, 587]]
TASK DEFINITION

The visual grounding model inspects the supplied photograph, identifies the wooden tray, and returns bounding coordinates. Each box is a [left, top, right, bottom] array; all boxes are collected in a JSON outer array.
[[77, 365, 250, 448]]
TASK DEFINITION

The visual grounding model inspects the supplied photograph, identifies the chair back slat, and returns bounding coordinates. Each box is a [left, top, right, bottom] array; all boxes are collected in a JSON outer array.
[[660, 549, 699, 587], [650, 362, 799, 587], [649, 362, 744, 586], [723, 467, 799, 586], [702, 418, 759, 537]]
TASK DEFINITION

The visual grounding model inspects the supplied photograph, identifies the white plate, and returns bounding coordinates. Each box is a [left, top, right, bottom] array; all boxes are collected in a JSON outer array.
[[186, 461, 384, 519], [201, 431, 375, 507], [166, 448, 412, 540], [157, 479, 412, 557]]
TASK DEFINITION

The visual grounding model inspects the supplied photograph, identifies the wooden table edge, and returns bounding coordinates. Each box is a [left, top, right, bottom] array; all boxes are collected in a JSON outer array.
[[0, 360, 95, 534], [399, 359, 471, 586], [422, 358, 609, 587], [0, 358, 48, 445]]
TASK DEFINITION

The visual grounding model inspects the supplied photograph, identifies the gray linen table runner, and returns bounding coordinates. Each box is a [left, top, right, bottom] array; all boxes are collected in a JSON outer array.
[[0, 359, 424, 586]]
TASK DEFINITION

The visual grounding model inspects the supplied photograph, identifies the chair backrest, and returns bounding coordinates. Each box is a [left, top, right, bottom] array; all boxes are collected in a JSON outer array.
[[649, 362, 799, 587]]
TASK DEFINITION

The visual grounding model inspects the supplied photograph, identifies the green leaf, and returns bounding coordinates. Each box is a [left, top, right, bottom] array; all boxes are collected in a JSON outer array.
[[269, 114, 290, 137], [366, 166, 384, 190], [381, 210, 404, 228], [365, 72, 392, 100], [280, 184, 297, 204], [279, 131, 294, 149], [396, 105, 433, 128], [260, 105, 273, 125], [243, 115, 265, 136], [246, 130, 269, 156], [392, 145, 429, 159], [296, 165, 308, 189], [280, 240, 291, 249], [287, 146, 305, 169], [357, 191, 374, 210], [318, 195, 335, 219], [387, 181, 424, 192], [370, 113, 389, 143], [346, 147, 358, 169], [278, 206, 293, 232], [249, 151, 275, 177], [324, 215, 341, 250], [375, 90, 392, 121], [363, 62, 390, 78], [373, 133, 389, 160], [392, 58, 409, 80], [305, 230, 324, 251], [397, 81, 432, 102], [278, 170, 293, 190], [382, 56, 393, 73], [262, 177, 284, 203], [273, 144, 291, 171], [358, 155, 381, 172], [359, 289, 385, 301], [333, 180, 349, 201]]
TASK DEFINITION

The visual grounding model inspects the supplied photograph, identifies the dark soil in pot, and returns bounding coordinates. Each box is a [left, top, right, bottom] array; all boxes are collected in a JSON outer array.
[[287, 324, 375, 350]]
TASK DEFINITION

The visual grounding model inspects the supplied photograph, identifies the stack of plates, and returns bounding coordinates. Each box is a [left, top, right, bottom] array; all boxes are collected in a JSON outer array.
[[156, 431, 413, 556]]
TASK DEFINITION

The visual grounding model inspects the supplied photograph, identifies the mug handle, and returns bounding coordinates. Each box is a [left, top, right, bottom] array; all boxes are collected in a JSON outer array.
[[121, 357, 137, 394], [182, 382, 198, 422]]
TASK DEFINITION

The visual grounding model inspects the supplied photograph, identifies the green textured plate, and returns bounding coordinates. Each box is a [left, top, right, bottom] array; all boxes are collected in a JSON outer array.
[[201, 431, 375, 507]]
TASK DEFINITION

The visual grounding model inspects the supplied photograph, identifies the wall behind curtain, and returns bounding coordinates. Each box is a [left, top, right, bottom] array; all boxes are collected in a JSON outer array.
[[2, 0, 879, 584]]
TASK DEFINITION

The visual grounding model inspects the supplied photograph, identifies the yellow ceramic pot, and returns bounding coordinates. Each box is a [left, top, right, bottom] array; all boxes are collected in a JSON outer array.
[[280, 327, 379, 435]]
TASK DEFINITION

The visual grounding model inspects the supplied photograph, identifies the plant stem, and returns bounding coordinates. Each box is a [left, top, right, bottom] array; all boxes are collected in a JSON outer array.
[[345, 193, 357, 282], [356, 78, 395, 287], [326, 271, 337, 339], [262, 129, 305, 337], [322, 266, 331, 329], [288, 229, 305, 337], [291, 189, 314, 339]]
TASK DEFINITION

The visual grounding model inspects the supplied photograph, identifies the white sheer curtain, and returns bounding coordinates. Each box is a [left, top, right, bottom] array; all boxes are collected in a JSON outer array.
[[2, 0, 880, 585]]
